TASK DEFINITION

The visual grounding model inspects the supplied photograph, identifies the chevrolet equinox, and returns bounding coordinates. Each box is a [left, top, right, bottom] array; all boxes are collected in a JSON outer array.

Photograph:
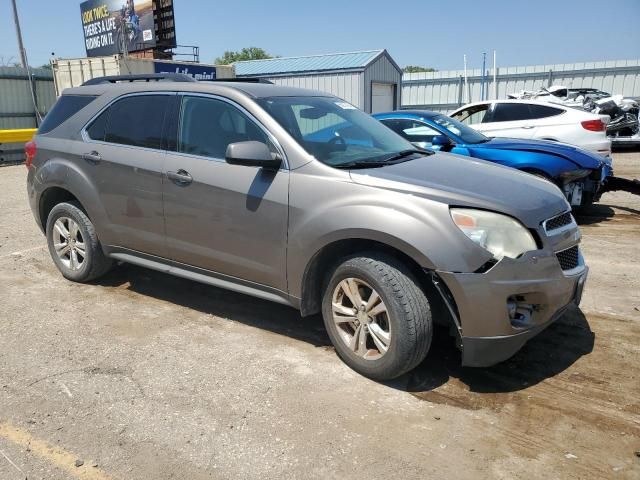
[[26, 74, 588, 380]]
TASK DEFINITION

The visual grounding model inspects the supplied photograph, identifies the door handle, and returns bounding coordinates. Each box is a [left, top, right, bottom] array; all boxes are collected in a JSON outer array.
[[521, 125, 535, 129], [167, 169, 193, 185], [82, 151, 101, 164]]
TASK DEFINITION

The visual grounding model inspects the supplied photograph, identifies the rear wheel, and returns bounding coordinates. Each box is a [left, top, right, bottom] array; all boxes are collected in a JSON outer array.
[[46, 202, 112, 282], [321, 254, 432, 380]]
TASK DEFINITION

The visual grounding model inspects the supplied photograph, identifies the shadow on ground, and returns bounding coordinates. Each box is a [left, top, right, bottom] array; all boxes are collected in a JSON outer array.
[[575, 202, 640, 226], [385, 306, 594, 408], [97, 263, 594, 403], [98, 263, 331, 348]]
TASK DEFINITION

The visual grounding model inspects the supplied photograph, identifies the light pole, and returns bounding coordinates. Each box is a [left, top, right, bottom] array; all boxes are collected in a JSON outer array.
[[10, 0, 29, 68], [10, 0, 41, 126]]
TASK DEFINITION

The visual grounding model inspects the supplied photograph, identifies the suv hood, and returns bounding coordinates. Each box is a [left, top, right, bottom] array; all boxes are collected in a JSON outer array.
[[474, 137, 603, 169], [350, 152, 570, 226]]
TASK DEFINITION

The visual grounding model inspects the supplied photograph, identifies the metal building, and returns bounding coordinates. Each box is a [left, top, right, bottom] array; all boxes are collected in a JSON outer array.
[[402, 59, 640, 113], [0, 66, 56, 164], [235, 50, 402, 113]]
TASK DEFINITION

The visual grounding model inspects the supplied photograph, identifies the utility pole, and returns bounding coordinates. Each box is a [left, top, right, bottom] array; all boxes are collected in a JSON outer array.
[[480, 52, 487, 101], [492, 50, 497, 99], [10, 0, 29, 68], [463, 54, 469, 103], [11, 0, 41, 126]]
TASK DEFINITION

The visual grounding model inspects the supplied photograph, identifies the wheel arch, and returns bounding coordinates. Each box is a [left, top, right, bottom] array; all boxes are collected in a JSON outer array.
[[34, 158, 112, 243], [39, 187, 82, 230], [298, 238, 453, 329], [519, 167, 556, 182]]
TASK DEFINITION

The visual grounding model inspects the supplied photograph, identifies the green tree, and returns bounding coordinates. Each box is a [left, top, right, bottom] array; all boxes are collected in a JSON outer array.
[[215, 47, 274, 65], [402, 65, 437, 73]]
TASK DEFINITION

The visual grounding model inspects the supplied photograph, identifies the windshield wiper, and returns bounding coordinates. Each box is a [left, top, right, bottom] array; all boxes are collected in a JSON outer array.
[[334, 160, 393, 169], [333, 149, 433, 170], [379, 148, 434, 162]]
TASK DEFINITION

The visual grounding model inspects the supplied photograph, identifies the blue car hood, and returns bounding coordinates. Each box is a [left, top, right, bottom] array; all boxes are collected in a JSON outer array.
[[471, 137, 603, 169]]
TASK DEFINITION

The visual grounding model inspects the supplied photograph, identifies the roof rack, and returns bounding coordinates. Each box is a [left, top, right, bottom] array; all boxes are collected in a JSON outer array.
[[199, 78, 273, 84], [81, 73, 197, 86]]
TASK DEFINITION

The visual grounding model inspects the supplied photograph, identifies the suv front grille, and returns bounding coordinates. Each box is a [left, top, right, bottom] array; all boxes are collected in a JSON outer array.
[[556, 245, 579, 271], [544, 211, 574, 233]]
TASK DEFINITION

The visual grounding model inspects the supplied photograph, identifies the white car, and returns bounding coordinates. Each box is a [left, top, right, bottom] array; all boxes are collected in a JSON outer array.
[[450, 99, 612, 157]]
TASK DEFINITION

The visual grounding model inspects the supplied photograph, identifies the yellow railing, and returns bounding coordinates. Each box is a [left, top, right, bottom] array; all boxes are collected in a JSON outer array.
[[0, 128, 37, 144]]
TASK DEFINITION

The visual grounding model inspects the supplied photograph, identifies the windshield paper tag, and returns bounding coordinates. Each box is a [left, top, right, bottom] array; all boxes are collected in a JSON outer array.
[[335, 101, 357, 110]]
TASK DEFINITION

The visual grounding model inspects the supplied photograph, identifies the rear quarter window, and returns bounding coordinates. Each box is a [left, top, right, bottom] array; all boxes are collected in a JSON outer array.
[[528, 104, 564, 119], [491, 103, 532, 122], [38, 95, 97, 135]]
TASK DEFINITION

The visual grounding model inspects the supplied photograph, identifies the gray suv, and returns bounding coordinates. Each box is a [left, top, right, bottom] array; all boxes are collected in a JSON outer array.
[[26, 75, 588, 380]]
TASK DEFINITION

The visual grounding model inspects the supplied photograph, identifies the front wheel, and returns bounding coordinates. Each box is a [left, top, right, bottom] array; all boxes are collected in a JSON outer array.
[[321, 254, 432, 380]]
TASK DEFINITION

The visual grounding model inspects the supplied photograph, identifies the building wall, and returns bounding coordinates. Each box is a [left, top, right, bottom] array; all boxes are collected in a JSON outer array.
[[402, 59, 640, 113], [264, 71, 364, 110], [363, 53, 402, 113], [0, 67, 55, 130], [258, 53, 402, 114], [0, 66, 56, 164]]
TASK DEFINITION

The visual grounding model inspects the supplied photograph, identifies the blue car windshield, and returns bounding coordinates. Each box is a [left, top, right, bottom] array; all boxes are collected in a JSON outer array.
[[257, 96, 419, 167], [432, 115, 489, 144]]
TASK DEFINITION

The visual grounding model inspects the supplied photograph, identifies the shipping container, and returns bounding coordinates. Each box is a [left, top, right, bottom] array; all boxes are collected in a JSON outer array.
[[51, 55, 235, 95]]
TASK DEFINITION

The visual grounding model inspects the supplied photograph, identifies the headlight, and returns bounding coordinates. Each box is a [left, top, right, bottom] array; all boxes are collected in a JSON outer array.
[[450, 208, 537, 260], [558, 169, 591, 182]]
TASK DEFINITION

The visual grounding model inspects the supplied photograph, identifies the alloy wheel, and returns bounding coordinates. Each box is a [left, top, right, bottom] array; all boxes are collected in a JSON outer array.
[[331, 278, 391, 360], [52, 217, 86, 271]]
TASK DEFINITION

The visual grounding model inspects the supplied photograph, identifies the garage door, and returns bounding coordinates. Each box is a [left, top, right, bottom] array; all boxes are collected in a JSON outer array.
[[371, 83, 395, 113]]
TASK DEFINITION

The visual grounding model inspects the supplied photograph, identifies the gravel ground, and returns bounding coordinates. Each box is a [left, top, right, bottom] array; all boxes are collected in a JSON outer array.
[[0, 151, 639, 480]]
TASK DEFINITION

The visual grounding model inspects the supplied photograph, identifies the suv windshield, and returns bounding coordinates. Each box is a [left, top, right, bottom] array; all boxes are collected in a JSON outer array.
[[257, 96, 421, 167], [432, 114, 489, 144]]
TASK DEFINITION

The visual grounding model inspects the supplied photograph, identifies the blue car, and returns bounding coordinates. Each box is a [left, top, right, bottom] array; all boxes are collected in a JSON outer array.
[[373, 110, 613, 208]]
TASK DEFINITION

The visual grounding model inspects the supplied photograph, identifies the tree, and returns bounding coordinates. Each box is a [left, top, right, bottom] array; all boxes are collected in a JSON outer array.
[[215, 47, 274, 65], [0, 56, 18, 66], [403, 65, 437, 73]]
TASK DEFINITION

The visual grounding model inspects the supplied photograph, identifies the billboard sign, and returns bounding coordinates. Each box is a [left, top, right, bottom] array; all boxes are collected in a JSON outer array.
[[80, 0, 176, 57], [153, 62, 217, 81]]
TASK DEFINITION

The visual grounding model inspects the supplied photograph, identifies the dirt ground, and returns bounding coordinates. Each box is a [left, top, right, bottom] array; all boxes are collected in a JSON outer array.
[[0, 151, 639, 480]]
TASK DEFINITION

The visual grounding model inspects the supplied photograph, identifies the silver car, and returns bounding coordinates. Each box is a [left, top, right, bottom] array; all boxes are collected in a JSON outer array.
[[26, 75, 588, 380]]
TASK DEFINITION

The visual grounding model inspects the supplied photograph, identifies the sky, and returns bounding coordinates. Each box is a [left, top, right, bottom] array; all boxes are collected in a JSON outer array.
[[1, 0, 639, 71]]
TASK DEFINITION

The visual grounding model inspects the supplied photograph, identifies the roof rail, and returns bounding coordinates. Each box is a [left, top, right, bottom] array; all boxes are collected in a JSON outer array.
[[81, 73, 197, 86], [199, 78, 273, 84]]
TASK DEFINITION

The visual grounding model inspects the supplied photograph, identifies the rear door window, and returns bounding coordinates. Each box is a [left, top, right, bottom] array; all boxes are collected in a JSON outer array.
[[38, 95, 97, 134], [86, 109, 109, 141], [103, 95, 170, 149], [491, 103, 532, 122]]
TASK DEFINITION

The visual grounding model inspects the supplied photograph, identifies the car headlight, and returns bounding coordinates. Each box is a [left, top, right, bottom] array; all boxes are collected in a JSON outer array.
[[450, 208, 537, 260], [558, 169, 591, 182]]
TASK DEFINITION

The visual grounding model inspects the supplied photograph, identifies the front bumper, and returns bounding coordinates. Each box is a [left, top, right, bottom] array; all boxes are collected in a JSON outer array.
[[437, 249, 588, 367]]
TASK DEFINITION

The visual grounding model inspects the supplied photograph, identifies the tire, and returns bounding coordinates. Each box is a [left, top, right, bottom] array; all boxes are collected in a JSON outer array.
[[45, 201, 113, 282], [321, 253, 432, 380]]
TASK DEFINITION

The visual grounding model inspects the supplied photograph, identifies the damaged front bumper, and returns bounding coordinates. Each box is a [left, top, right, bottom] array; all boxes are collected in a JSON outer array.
[[563, 163, 612, 206], [436, 248, 588, 367]]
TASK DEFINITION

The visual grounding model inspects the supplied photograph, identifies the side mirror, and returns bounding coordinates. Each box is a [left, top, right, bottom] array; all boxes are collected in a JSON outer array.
[[225, 141, 282, 170], [431, 135, 452, 147]]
